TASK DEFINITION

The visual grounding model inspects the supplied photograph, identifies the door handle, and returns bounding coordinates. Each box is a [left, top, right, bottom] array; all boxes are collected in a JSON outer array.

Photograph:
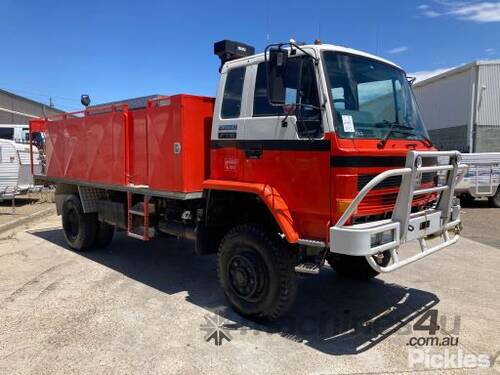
[[244, 148, 263, 159]]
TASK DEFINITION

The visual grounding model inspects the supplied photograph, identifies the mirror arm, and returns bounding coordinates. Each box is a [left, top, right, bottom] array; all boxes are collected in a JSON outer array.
[[289, 42, 319, 64], [265, 42, 319, 64]]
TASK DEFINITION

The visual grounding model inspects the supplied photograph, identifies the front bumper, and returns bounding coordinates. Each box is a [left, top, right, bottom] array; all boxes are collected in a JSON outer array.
[[329, 151, 467, 273]]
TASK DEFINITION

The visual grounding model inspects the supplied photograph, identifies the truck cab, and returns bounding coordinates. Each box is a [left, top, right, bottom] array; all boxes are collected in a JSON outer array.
[[208, 41, 463, 262]]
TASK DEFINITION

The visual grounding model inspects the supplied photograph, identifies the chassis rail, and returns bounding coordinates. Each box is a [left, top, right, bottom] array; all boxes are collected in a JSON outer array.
[[330, 150, 467, 273]]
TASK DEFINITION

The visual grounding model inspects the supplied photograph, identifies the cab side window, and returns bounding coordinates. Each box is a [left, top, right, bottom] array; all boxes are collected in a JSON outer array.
[[253, 58, 323, 137], [221, 67, 246, 118]]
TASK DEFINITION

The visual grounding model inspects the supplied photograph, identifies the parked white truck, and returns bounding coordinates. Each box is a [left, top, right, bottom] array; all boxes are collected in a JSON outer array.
[[455, 153, 500, 207]]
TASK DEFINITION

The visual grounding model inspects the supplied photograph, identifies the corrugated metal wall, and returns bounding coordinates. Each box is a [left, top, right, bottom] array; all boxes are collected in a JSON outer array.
[[475, 126, 500, 152], [477, 64, 500, 126], [413, 67, 475, 131]]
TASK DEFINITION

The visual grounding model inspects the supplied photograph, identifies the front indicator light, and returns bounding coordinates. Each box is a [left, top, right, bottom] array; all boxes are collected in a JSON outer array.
[[336, 199, 355, 215]]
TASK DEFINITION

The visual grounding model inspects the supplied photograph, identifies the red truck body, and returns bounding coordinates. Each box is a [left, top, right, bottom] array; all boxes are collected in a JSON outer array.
[[31, 93, 437, 243], [36, 94, 213, 193]]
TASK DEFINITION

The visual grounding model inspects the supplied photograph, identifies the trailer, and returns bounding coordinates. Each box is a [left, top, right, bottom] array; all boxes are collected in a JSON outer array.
[[455, 153, 500, 207], [30, 40, 466, 320], [0, 139, 42, 200]]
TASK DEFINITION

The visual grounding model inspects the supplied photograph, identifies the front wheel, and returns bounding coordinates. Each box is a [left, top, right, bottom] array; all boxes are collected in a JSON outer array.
[[327, 251, 391, 280], [218, 224, 297, 321]]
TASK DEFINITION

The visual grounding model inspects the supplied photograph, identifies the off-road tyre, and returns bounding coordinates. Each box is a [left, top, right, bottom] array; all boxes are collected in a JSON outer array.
[[61, 194, 98, 251], [218, 224, 297, 321], [327, 251, 391, 280]]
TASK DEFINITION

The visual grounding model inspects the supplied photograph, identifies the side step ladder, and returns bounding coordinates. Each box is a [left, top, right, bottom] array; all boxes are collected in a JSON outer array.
[[127, 193, 155, 240]]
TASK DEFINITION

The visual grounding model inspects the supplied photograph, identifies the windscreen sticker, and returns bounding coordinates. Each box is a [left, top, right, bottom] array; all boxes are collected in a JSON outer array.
[[341, 115, 355, 133]]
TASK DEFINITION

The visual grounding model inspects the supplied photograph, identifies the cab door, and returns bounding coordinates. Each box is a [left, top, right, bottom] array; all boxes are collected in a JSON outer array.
[[242, 56, 331, 240], [211, 65, 249, 181]]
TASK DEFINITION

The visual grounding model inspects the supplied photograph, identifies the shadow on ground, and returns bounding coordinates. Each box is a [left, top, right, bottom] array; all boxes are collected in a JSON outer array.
[[29, 227, 439, 355], [0, 197, 39, 207], [460, 198, 491, 209]]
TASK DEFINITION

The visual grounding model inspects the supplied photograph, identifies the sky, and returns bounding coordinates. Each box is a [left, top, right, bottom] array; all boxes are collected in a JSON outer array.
[[1, 0, 499, 111]]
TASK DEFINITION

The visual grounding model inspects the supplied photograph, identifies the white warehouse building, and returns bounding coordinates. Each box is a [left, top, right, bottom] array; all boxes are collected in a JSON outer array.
[[413, 60, 500, 153]]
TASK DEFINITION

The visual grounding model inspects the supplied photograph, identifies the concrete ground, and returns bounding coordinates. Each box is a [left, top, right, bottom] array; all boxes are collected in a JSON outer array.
[[460, 199, 500, 249], [0, 213, 499, 374]]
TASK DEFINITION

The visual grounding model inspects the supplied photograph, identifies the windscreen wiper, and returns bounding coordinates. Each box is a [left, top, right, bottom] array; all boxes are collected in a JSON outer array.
[[376, 121, 413, 149]]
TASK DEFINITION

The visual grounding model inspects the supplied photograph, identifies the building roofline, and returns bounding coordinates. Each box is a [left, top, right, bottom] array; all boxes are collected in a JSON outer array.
[[414, 59, 500, 87], [0, 88, 65, 113]]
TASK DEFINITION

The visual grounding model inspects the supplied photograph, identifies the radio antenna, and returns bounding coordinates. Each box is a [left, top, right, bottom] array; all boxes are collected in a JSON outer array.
[[266, 15, 270, 41]]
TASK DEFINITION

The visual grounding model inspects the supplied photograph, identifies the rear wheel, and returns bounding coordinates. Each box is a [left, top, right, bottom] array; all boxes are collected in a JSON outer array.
[[218, 224, 297, 321], [489, 188, 500, 208], [62, 195, 98, 251], [327, 251, 391, 280]]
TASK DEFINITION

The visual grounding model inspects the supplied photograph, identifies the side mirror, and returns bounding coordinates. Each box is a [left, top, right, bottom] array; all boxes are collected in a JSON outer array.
[[266, 48, 288, 105]]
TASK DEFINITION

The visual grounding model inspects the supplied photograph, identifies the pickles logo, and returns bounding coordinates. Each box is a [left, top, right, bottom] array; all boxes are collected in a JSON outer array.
[[200, 311, 232, 346]]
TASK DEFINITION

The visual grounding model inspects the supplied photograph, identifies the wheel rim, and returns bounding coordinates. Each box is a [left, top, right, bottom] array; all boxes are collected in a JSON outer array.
[[66, 208, 80, 240], [227, 251, 267, 302]]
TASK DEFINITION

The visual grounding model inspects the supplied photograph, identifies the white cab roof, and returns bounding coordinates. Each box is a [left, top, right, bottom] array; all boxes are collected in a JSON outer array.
[[223, 43, 402, 71]]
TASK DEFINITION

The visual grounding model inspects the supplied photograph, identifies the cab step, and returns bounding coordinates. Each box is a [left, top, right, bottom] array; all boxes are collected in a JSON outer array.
[[294, 263, 321, 275]]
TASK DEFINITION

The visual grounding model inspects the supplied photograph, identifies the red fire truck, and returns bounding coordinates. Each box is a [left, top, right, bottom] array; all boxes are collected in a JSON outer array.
[[30, 40, 465, 320]]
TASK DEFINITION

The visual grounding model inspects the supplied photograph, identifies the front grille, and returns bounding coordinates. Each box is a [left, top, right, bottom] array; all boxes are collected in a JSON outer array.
[[357, 172, 436, 191], [352, 158, 439, 217], [357, 175, 402, 190], [355, 170, 439, 216], [357, 192, 434, 215]]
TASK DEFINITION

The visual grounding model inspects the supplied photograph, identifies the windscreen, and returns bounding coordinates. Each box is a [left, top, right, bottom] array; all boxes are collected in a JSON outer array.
[[323, 51, 428, 140]]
